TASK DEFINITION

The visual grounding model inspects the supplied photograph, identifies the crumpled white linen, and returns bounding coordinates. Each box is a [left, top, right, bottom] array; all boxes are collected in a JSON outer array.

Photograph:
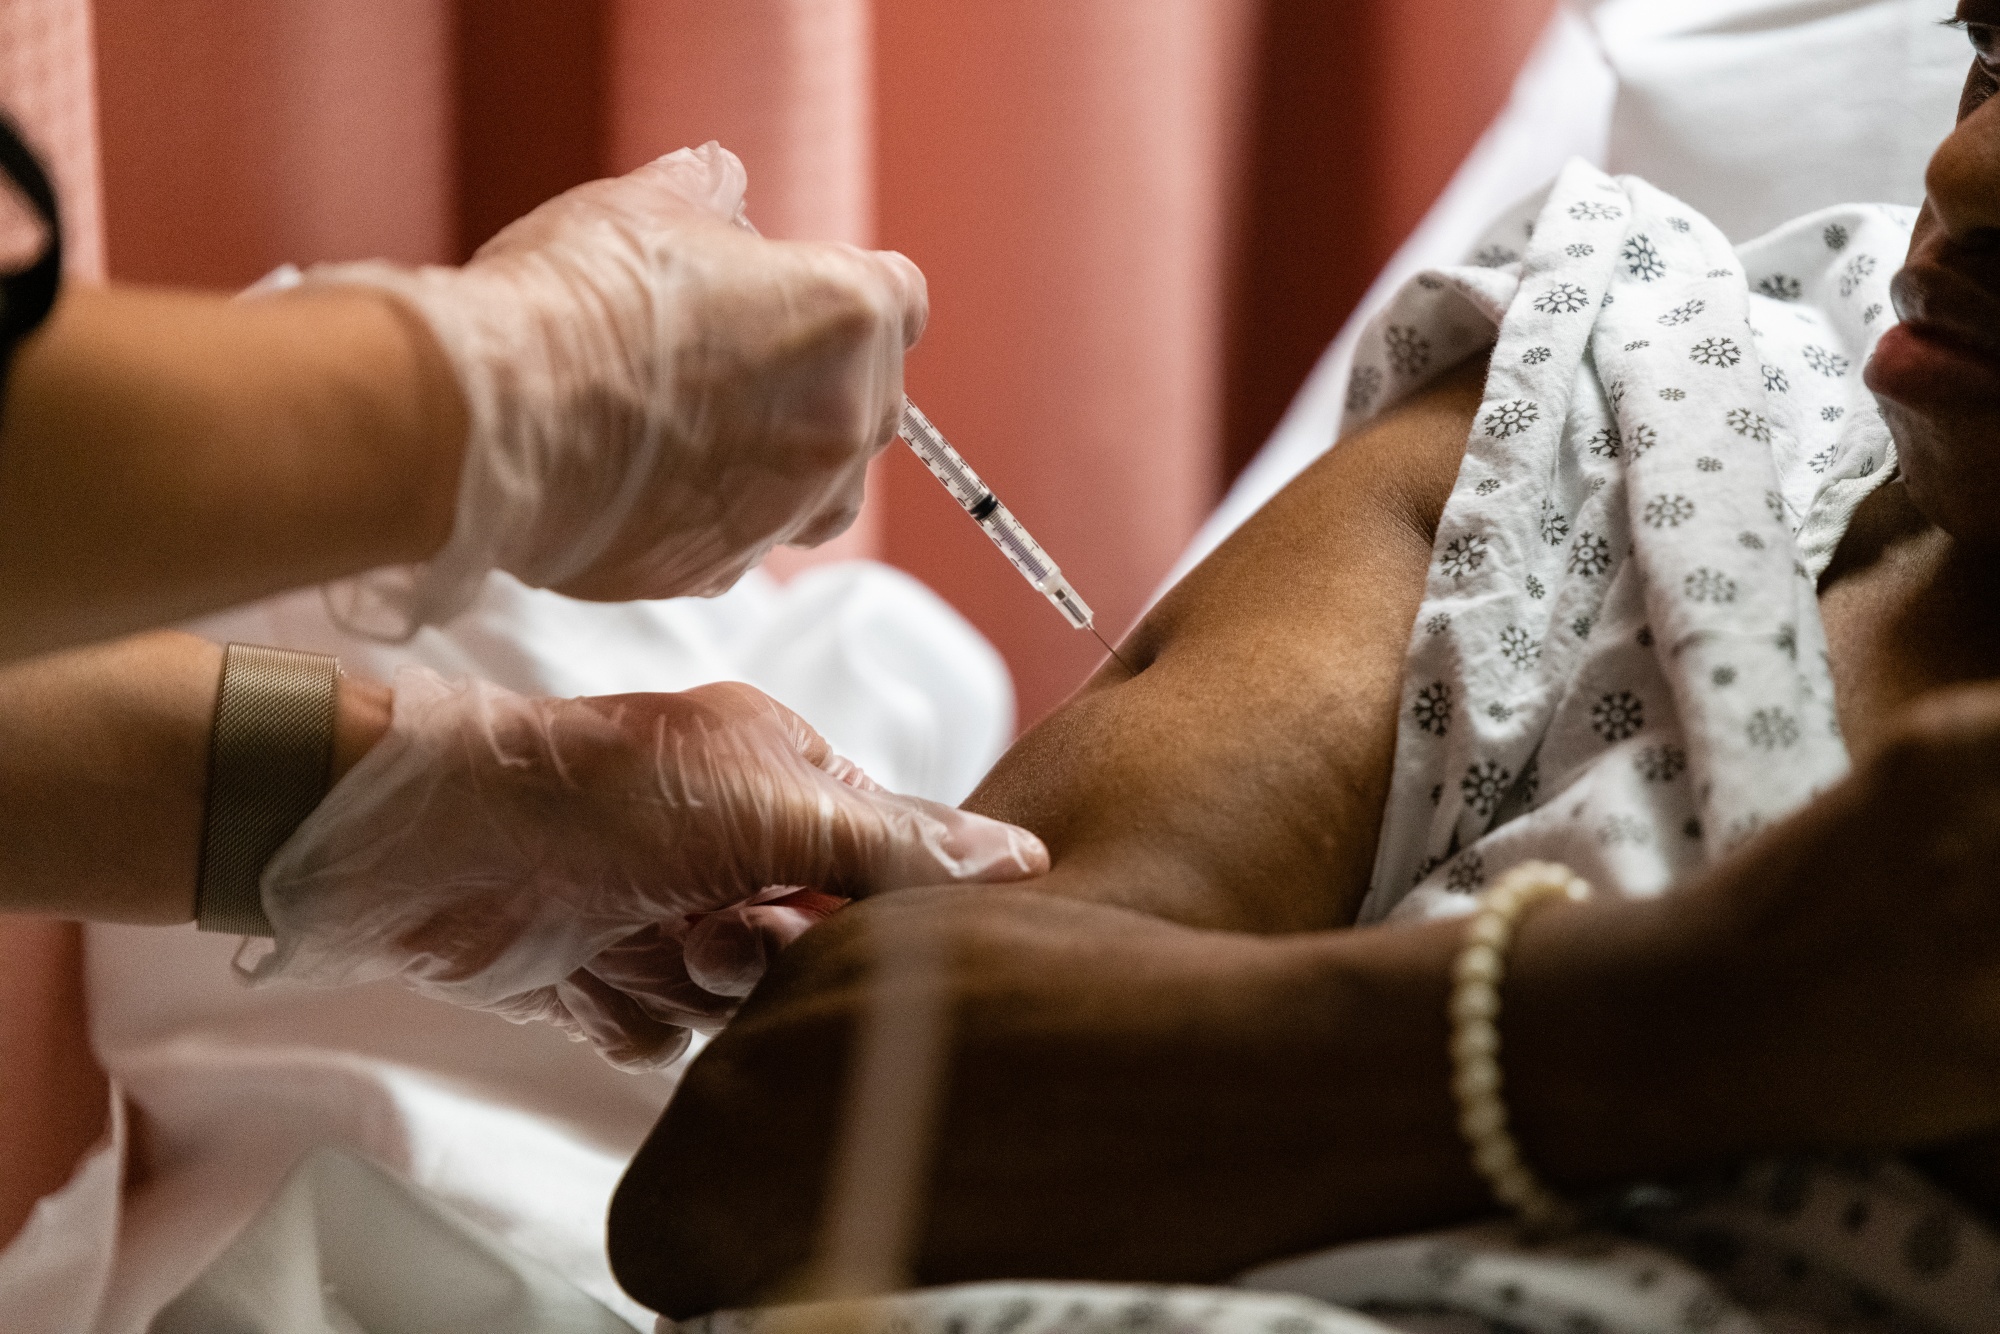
[[0, 1015, 662, 1333], [150, 1147, 632, 1333], [72, 979, 666, 1332], [0, 1097, 122, 1334]]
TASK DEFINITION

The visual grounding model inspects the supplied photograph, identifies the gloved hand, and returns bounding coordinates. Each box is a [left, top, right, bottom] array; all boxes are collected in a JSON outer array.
[[306, 141, 926, 636], [248, 669, 1047, 1072]]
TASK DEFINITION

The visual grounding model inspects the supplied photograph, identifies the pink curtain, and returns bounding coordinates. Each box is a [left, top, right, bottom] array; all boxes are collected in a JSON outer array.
[[0, 0, 1557, 1251], [90, 0, 1553, 724], [874, 1, 1256, 715], [1226, 0, 1557, 480], [601, 0, 883, 570], [94, 0, 455, 285]]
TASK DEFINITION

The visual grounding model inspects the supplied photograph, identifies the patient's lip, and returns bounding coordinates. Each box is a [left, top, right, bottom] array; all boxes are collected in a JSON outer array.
[[1867, 264, 2000, 405], [1893, 264, 2000, 359]]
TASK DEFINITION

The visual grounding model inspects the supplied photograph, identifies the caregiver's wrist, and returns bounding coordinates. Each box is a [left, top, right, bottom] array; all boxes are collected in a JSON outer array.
[[280, 284, 468, 570], [359, 285, 468, 566], [331, 671, 393, 782]]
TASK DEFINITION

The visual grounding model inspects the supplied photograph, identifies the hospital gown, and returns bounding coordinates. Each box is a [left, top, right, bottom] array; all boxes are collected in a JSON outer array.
[[673, 164, 2000, 1334]]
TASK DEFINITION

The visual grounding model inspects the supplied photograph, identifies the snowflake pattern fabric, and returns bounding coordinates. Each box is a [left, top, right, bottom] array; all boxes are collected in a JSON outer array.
[[677, 1283, 1399, 1334], [1350, 162, 1905, 923], [1316, 162, 2000, 1334], [1232, 1158, 2000, 1334]]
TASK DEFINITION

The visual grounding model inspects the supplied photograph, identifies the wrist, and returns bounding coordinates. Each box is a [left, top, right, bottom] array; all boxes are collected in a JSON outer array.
[[331, 670, 393, 782], [1502, 889, 1763, 1187], [357, 285, 468, 565], [267, 284, 468, 570]]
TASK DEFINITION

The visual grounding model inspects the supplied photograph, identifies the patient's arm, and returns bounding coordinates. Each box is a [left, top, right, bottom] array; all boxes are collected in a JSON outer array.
[[962, 356, 1490, 934], [604, 366, 1499, 1309], [609, 361, 2000, 1315]]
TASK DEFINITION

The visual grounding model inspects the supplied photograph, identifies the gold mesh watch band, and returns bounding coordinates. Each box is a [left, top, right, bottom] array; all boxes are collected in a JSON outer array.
[[195, 643, 340, 937]]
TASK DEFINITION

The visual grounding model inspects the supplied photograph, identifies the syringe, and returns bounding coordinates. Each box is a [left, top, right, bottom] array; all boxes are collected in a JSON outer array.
[[899, 399, 1133, 674]]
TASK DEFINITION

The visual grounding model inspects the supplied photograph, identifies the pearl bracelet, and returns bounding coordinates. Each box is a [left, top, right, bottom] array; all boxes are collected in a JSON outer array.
[[1449, 859, 1591, 1233]]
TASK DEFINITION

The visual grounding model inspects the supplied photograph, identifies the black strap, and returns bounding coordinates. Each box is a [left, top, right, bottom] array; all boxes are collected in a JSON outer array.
[[0, 110, 61, 379]]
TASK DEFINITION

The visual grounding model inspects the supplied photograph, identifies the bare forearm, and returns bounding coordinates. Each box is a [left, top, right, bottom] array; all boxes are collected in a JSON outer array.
[[0, 630, 391, 923], [0, 285, 465, 662], [610, 884, 1759, 1313]]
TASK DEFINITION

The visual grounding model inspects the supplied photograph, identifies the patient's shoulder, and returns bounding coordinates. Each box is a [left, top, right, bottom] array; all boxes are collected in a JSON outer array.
[[1335, 352, 1488, 550]]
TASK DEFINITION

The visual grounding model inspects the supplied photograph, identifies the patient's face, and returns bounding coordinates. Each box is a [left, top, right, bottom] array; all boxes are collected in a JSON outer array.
[[1867, 5, 2000, 543]]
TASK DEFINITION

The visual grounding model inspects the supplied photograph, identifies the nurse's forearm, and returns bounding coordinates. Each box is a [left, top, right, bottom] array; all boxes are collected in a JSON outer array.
[[0, 285, 467, 663], [0, 631, 390, 923]]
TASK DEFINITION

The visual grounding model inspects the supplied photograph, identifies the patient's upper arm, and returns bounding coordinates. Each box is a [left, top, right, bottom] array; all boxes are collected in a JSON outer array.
[[963, 355, 1485, 933]]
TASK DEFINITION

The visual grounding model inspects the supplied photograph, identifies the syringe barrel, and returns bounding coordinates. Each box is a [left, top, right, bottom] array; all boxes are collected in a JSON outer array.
[[899, 401, 994, 511], [978, 505, 1093, 629], [899, 397, 1093, 630], [975, 502, 1056, 586]]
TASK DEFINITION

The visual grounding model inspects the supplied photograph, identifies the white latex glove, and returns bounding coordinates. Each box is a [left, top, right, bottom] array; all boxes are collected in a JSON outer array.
[[249, 669, 1047, 1072], [306, 142, 926, 636]]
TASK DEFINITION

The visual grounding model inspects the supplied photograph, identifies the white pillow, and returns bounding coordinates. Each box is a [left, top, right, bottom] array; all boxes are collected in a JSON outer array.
[[1596, 0, 1967, 240]]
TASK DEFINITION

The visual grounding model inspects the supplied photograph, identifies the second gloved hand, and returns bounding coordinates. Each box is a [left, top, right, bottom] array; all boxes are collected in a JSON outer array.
[[306, 141, 926, 635], [249, 669, 1047, 1071]]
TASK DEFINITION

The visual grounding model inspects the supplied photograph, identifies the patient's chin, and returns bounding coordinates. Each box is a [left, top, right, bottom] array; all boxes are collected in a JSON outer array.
[[1881, 399, 2000, 547]]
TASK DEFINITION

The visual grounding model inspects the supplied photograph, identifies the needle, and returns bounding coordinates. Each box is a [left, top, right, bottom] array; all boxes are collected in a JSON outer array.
[[898, 399, 1140, 679], [1090, 625, 1137, 676]]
